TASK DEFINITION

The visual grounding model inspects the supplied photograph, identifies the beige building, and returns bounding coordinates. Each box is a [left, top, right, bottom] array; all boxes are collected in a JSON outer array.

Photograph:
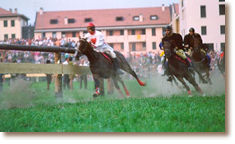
[[169, 4, 180, 33], [179, 0, 225, 51], [34, 6, 171, 56], [0, 7, 29, 41]]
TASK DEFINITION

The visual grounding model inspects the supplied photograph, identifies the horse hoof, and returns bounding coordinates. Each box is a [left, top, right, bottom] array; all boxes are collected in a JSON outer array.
[[137, 79, 146, 86], [187, 90, 192, 95], [93, 93, 100, 98]]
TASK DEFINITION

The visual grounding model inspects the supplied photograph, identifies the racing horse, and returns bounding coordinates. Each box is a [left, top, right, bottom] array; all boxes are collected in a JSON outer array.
[[191, 36, 212, 84], [75, 38, 145, 97], [163, 41, 203, 95]]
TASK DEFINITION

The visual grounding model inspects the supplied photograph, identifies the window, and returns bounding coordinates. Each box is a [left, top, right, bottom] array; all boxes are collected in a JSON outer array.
[[150, 15, 158, 20], [152, 42, 156, 50], [141, 29, 146, 35], [72, 32, 76, 37], [181, 0, 184, 7], [42, 32, 46, 38], [11, 20, 15, 27], [142, 42, 146, 50], [131, 43, 136, 51], [11, 34, 16, 39], [201, 26, 207, 35], [205, 43, 214, 51], [219, 4, 225, 15], [120, 30, 124, 35], [220, 25, 225, 34], [162, 27, 166, 36], [200, 5, 206, 18], [221, 43, 225, 51], [121, 43, 124, 50], [133, 16, 139, 21], [68, 18, 75, 24], [152, 28, 156, 36], [4, 34, 8, 40], [219, 0, 225, 2], [4, 20, 8, 27], [52, 32, 56, 38], [131, 29, 135, 35], [116, 16, 124, 21], [84, 18, 92, 22], [62, 32, 66, 38], [50, 19, 58, 24], [108, 30, 113, 36]]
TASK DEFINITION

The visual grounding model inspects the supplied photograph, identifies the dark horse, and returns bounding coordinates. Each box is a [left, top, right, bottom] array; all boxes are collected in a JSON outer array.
[[75, 38, 145, 97], [191, 36, 212, 84], [163, 41, 203, 95]]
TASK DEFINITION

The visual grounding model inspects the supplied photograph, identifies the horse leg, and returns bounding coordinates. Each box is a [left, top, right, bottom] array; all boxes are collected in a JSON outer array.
[[184, 73, 203, 95], [175, 76, 192, 95], [112, 76, 124, 98], [206, 69, 212, 85], [194, 67, 207, 84], [99, 78, 105, 96], [92, 74, 101, 97], [116, 75, 130, 97], [119, 60, 145, 86]]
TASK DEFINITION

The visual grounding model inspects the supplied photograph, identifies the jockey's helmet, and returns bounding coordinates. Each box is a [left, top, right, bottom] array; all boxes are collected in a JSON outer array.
[[165, 26, 172, 31], [165, 26, 172, 36], [189, 27, 195, 33], [87, 22, 95, 34]]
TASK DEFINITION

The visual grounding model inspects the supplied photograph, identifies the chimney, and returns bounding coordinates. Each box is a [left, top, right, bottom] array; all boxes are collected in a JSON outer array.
[[14, 8, 17, 14], [39, 7, 43, 15], [9, 8, 12, 13], [139, 14, 143, 22], [162, 4, 165, 12], [64, 17, 68, 25]]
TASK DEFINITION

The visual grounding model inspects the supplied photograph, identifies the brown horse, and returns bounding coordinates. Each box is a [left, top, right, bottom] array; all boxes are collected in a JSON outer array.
[[163, 41, 203, 95], [75, 38, 145, 97], [191, 37, 212, 84]]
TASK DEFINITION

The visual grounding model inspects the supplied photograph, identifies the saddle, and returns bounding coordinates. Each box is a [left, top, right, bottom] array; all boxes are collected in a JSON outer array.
[[101, 52, 112, 63]]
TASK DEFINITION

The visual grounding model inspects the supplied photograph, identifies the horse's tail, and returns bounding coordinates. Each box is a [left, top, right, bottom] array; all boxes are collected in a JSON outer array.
[[115, 51, 146, 86]]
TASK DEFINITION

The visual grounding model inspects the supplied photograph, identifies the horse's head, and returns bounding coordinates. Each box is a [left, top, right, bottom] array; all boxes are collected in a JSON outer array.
[[75, 38, 91, 60], [163, 41, 173, 58], [192, 36, 202, 53]]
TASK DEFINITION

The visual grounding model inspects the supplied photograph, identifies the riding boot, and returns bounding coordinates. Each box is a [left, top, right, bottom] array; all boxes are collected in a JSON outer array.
[[112, 58, 123, 75]]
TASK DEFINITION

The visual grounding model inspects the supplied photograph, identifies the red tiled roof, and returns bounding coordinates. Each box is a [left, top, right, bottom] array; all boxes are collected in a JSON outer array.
[[0, 7, 13, 16], [0, 7, 29, 20], [35, 7, 171, 30]]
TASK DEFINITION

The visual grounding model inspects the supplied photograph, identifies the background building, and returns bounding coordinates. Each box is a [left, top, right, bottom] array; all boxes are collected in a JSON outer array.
[[34, 6, 171, 56], [0, 7, 29, 40], [179, 0, 225, 51]]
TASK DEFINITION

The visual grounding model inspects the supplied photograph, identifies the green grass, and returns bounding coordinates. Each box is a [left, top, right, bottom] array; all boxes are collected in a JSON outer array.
[[0, 79, 225, 132]]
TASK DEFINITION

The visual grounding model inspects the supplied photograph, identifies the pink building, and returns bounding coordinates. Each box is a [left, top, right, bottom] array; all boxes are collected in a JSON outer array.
[[34, 6, 171, 56], [179, 0, 225, 51]]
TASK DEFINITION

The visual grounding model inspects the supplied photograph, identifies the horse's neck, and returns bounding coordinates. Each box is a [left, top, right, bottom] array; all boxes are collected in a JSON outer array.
[[84, 49, 98, 64], [192, 51, 204, 61]]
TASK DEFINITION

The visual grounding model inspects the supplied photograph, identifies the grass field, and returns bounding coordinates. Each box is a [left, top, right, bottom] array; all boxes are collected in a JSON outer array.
[[0, 77, 225, 132]]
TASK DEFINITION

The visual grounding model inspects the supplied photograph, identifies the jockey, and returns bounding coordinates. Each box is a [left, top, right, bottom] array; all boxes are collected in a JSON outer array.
[[184, 27, 204, 55], [162, 26, 192, 81], [84, 22, 122, 75], [184, 27, 211, 69]]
